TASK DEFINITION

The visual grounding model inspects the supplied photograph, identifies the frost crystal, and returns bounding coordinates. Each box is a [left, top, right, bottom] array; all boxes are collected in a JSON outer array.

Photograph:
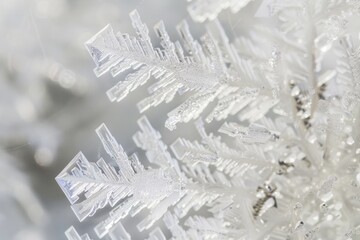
[[85, 9, 274, 130], [187, 0, 254, 22], [59, 1, 360, 239], [65, 227, 91, 240]]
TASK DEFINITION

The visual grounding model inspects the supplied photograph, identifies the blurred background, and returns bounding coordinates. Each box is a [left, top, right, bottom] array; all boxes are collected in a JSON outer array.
[[0, 0, 263, 239]]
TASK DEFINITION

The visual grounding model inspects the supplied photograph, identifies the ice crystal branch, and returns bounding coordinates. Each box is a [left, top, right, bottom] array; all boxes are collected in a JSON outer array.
[[57, 119, 184, 238], [65, 227, 91, 240], [59, 0, 360, 239], [187, 0, 254, 22], [85, 10, 274, 130]]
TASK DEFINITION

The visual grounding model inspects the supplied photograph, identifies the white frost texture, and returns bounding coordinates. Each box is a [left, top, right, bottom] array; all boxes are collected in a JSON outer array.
[[58, 1, 360, 239]]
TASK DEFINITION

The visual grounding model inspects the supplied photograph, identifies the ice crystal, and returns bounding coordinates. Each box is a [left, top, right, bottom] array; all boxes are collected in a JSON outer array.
[[59, 0, 360, 239], [65, 227, 91, 240], [187, 0, 254, 22], [85, 9, 273, 130]]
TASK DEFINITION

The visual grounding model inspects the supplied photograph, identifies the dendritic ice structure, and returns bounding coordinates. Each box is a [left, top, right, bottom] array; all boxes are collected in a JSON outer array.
[[59, 0, 360, 239], [187, 0, 255, 22], [84, 9, 275, 130], [57, 116, 246, 239]]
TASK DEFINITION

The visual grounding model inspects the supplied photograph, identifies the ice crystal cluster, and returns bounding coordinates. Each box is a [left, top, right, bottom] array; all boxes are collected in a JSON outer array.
[[57, 0, 360, 239]]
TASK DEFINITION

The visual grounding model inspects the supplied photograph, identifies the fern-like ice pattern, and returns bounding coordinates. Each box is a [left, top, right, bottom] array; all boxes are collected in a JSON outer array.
[[60, 0, 360, 239]]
